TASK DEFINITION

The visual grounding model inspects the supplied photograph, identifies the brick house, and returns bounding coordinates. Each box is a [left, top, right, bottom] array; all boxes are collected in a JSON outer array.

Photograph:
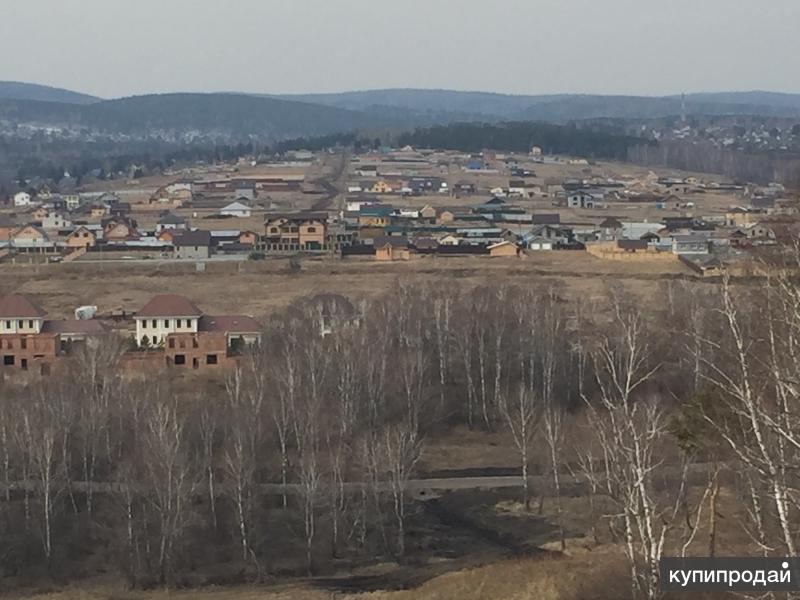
[[263, 212, 328, 251], [134, 295, 261, 369], [0, 295, 107, 374], [65, 226, 97, 249]]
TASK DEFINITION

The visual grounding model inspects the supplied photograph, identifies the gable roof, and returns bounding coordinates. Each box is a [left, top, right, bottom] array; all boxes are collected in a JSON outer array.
[[0, 295, 47, 318], [617, 239, 648, 251], [487, 240, 517, 250], [157, 213, 187, 225], [198, 315, 261, 334], [222, 201, 250, 211], [13, 224, 49, 239], [599, 217, 623, 229], [67, 226, 95, 237], [533, 213, 561, 225], [374, 236, 409, 248], [137, 295, 203, 318], [172, 230, 212, 247]]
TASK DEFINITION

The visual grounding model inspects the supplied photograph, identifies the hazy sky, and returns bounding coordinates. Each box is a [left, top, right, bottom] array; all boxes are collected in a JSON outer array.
[[1, 0, 798, 98]]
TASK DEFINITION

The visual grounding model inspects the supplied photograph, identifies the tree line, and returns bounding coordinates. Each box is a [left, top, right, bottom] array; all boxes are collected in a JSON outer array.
[[1, 275, 800, 598], [396, 121, 653, 160]]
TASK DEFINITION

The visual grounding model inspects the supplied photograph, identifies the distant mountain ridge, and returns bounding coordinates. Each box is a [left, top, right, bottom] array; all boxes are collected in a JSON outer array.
[[0, 81, 100, 105], [0, 93, 395, 141], [271, 89, 800, 121], [2, 82, 800, 143]]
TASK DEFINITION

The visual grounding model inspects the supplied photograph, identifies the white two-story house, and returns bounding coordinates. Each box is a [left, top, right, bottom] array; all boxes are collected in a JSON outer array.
[[135, 294, 202, 347]]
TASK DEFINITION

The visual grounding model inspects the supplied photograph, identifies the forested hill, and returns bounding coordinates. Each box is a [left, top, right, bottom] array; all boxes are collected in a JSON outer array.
[[0, 93, 394, 141], [276, 89, 800, 121], [397, 122, 651, 160], [0, 81, 100, 104]]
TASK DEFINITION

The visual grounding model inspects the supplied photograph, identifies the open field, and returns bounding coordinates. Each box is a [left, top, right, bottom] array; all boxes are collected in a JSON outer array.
[[0, 251, 697, 321]]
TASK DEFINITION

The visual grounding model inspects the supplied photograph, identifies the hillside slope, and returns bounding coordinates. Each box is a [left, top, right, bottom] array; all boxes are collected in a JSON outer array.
[[274, 89, 800, 121], [0, 81, 100, 104], [0, 93, 393, 141]]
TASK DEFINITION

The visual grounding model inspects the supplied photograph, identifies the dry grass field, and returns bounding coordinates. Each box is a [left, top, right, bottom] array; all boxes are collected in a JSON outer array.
[[0, 251, 696, 322]]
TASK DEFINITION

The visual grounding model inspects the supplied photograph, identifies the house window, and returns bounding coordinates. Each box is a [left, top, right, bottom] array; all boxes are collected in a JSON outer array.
[[152, 320, 157, 328], [164, 319, 169, 327], [20, 338, 26, 350], [4, 321, 10, 329], [206, 354, 218, 365], [174, 354, 186, 366], [3, 355, 13, 366], [151, 336, 158, 346], [307, 227, 316, 233], [28, 320, 33, 328], [17, 320, 22, 328], [168, 338, 175, 349]]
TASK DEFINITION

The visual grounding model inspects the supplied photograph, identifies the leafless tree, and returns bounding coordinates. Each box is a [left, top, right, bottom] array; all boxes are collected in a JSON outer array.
[[141, 389, 196, 585], [584, 299, 671, 600], [379, 423, 422, 558], [221, 366, 263, 563], [20, 384, 65, 564], [498, 384, 540, 511]]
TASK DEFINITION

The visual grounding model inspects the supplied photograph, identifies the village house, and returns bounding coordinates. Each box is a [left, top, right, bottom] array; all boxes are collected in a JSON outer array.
[[671, 234, 711, 255], [102, 217, 139, 241], [156, 213, 188, 233], [658, 178, 694, 195], [523, 224, 571, 246], [65, 226, 97, 249], [524, 236, 554, 251], [358, 205, 394, 227], [0, 295, 107, 375], [90, 204, 108, 218], [172, 230, 213, 260], [13, 191, 32, 207], [508, 180, 538, 198], [134, 294, 261, 369], [64, 194, 82, 211], [110, 203, 131, 218], [41, 212, 72, 231], [726, 208, 763, 227], [598, 217, 624, 240], [31, 206, 49, 221], [355, 165, 379, 178], [233, 185, 256, 201], [367, 180, 393, 194], [374, 236, 413, 261], [10, 225, 54, 252], [742, 222, 776, 242], [487, 241, 521, 257], [220, 201, 252, 218], [0, 295, 55, 373], [238, 230, 258, 246], [0, 216, 16, 241], [567, 189, 604, 209], [452, 182, 478, 196], [263, 212, 328, 252]]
